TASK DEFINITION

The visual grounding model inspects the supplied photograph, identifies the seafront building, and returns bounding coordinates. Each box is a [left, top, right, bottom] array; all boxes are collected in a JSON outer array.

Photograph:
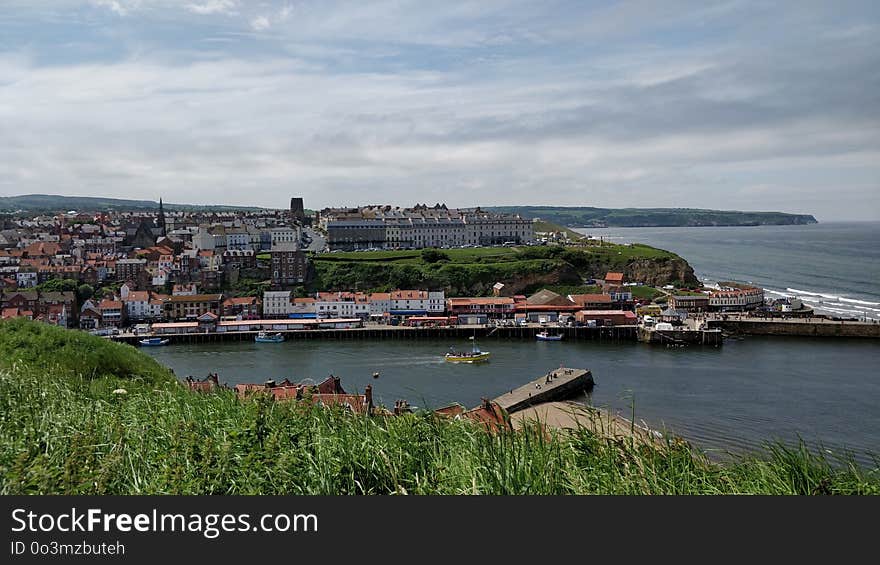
[[320, 204, 535, 250], [669, 283, 765, 313]]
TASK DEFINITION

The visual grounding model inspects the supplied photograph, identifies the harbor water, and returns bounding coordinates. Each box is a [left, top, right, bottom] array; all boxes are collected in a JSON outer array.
[[145, 336, 880, 465]]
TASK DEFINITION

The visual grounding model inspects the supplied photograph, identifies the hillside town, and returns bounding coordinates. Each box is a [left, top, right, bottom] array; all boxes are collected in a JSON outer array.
[[0, 197, 787, 336]]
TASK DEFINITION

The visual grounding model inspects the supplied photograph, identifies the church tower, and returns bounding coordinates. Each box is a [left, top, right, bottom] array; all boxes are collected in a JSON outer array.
[[157, 197, 167, 237]]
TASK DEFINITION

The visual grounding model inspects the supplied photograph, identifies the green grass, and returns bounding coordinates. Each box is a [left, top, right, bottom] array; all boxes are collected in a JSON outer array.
[[0, 318, 175, 385], [311, 244, 694, 295], [0, 320, 877, 495], [629, 285, 664, 300]]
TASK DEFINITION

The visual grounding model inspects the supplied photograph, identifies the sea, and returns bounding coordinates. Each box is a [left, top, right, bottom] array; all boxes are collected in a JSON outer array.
[[573, 222, 880, 321]]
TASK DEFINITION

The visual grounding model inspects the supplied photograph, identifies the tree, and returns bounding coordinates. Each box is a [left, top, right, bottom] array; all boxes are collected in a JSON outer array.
[[37, 278, 78, 293], [76, 284, 94, 303], [421, 248, 449, 264]]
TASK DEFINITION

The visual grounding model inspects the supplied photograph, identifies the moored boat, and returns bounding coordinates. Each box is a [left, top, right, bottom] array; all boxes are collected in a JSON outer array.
[[139, 337, 170, 346], [255, 331, 284, 343], [536, 331, 563, 341]]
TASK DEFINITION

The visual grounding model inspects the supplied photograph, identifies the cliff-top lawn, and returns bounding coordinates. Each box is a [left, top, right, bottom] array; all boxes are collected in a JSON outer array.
[[309, 244, 688, 295], [314, 244, 678, 264], [1, 319, 877, 495]]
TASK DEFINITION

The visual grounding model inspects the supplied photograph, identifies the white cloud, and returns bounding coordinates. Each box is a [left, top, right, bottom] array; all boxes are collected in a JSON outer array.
[[250, 15, 271, 31], [90, 0, 140, 16], [185, 0, 238, 16]]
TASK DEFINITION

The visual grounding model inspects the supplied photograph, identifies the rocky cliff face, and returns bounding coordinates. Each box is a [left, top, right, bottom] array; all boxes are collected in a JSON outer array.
[[622, 258, 698, 287], [474, 263, 581, 296]]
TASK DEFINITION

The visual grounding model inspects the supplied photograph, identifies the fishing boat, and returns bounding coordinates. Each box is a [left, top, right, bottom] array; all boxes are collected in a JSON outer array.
[[445, 336, 490, 363], [255, 331, 285, 343], [536, 331, 563, 341], [139, 337, 170, 346]]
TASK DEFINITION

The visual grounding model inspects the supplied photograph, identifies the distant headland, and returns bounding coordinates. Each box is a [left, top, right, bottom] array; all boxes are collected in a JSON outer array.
[[487, 206, 818, 227]]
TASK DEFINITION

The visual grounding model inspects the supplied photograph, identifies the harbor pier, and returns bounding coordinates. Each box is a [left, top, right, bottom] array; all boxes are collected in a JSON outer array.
[[493, 367, 594, 414]]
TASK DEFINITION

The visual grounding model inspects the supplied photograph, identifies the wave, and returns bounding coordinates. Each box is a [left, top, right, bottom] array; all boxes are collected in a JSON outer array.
[[839, 297, 880, 307], [764, 288, 793, 297], [786, 288, 840, 300]]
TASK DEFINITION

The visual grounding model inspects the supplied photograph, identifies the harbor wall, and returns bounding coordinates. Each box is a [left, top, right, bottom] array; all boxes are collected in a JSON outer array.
[[708, 320, 880, 338], [114, 325, 640, 345], [637, 327, 723, 346]]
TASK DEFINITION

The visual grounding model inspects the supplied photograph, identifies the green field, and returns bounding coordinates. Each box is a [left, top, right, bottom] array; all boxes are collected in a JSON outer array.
[[1, 319, 876, 495]]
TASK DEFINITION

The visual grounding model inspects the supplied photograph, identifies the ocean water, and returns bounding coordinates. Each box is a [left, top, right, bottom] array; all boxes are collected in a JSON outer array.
[[574, 222, 880, 320]]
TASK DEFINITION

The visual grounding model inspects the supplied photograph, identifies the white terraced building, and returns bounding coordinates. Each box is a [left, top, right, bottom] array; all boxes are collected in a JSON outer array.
[[709, 284, 765, 310], [322, 204, 533, 250], [263, 290, 293, 317]]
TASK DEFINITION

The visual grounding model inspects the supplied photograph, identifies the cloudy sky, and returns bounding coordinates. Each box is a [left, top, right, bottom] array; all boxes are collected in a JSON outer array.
[[0, 1, 878, 219]]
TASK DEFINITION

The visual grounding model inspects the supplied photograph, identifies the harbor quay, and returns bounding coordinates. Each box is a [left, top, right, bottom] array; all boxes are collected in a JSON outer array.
[[705, 315, 880, 338], [112, 322, 648, 345]]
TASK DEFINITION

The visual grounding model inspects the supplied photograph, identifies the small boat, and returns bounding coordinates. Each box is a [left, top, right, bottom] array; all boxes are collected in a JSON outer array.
[[255, 331, 284, 343], [536, 331, 563, 341], [445, 336, 490, 363], [139, 337, 170, 346]]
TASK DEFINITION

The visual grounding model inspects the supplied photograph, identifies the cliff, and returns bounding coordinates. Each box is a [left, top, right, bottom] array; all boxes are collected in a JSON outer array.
[[624, 258, 697, 287], [311, 245, 698, 296]]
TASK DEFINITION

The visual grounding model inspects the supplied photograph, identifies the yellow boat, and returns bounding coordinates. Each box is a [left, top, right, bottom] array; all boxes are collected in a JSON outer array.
[[445, 337, 491, 363], [445, 350, 491, 363]]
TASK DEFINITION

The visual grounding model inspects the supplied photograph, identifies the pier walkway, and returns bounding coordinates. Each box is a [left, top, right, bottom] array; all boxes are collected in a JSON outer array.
[[492, 367, 594, 414]]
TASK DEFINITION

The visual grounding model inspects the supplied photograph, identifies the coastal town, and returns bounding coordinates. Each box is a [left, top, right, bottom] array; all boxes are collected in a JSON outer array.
[[1, 197, 872, 342]]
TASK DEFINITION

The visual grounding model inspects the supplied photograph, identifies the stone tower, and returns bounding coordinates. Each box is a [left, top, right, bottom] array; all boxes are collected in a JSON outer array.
[[290, 197, 305, 224], [157, 197, 167, 237]]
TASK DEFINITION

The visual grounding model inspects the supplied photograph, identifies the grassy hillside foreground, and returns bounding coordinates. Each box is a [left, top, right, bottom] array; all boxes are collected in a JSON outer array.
[[1, 319, 877, 495]]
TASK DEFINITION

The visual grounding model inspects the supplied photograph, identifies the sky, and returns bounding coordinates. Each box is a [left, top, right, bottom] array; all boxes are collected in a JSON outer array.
[[0, 1, 878, 220]]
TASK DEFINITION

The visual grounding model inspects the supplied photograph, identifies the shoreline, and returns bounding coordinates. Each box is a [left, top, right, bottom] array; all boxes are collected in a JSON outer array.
[[112, 316, 880, 346]]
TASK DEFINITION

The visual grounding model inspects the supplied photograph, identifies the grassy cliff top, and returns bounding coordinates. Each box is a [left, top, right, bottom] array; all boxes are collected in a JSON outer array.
[[314, 242, 679, 264], [310, 243, 692, 295], [0, 318, 175, 386]]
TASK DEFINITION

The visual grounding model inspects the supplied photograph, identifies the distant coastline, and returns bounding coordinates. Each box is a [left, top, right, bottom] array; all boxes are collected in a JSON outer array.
[[488, 206, 818, 228], [0, 194, 817, 228]]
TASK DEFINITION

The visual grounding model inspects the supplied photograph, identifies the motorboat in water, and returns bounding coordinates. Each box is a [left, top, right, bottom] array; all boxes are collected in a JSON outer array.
[[445, 337, 490, 363], [536, 331, 563, 341], [139, 337, 170, 346], [255, 331, 285, 343]]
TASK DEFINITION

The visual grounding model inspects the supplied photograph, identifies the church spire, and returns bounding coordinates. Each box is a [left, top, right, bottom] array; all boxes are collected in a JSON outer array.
[[157, 197, 167, 237]]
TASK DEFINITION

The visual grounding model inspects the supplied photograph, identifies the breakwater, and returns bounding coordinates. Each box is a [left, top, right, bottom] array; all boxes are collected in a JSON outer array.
[[493, 368, 595, 413], [707, 319, 880, 338]]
